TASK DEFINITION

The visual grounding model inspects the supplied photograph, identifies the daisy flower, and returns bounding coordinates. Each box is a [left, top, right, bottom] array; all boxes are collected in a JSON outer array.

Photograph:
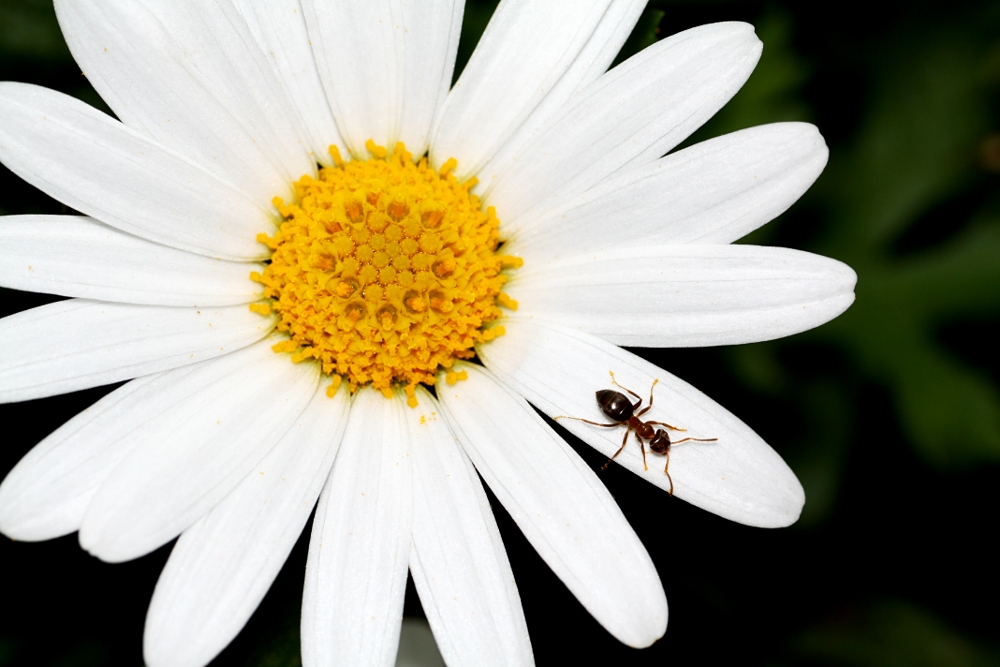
[[0, 1, 856, 666]]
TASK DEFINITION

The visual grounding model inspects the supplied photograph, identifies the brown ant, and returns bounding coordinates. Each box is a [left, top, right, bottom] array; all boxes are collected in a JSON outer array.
[[554, 372, 717, 495]]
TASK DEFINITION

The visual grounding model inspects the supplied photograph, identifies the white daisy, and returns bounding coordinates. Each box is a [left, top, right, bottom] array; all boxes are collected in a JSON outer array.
[[0, 1, 856, 666]]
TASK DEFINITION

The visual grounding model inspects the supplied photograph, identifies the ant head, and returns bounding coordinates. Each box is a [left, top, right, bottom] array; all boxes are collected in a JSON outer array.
[[596, 389, 633, 422], [649, 429, 671, 454]]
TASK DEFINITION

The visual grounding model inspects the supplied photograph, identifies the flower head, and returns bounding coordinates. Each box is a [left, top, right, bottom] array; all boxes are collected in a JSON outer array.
[[0, 1, 856, 666], [257, 141, 518, 402]]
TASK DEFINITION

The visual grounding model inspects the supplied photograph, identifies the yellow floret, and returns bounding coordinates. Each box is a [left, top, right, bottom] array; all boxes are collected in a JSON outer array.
[[248, 302, 272, 315], [251, 141, 520, 400]]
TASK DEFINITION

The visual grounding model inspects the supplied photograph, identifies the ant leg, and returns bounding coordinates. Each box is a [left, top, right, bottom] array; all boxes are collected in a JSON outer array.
[[663, 450, 674, 496], [609, 371, 643, 411], [635, 431, 648, 471], [670, 437, 719, 445], [646, 420, 687, 432], [635, 379, 661, 419], [553, 416, 620, 427], [647, 378, 659, 408], [601, 426, 632, 471]]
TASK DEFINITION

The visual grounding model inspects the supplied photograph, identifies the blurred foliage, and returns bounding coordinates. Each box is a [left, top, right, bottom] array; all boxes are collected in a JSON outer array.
[[811, 16, 1000, 467], [0, 0, 70, 60], [0, 637, 109, 667], [792, 600, 1000, 667], [393, 619, 445, 667], [245, 620, 300, 667]]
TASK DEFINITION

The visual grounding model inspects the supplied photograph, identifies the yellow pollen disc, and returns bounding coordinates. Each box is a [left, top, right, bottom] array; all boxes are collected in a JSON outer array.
[[253, 141, 522, 406]]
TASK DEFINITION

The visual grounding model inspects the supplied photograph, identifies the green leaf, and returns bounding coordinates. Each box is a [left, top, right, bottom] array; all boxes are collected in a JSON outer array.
[[806, 9, 1000, 466], [818, 25, 997, 252], [0, 0, 72, 60], [725, 342, 790, 395], [792, 600, 1000, 667], [247, 622, 302, 667], [816, 220, 1000, 466], [395, 619, 445, 667]]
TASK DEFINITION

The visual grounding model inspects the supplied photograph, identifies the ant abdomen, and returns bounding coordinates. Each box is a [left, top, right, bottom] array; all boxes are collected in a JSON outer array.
[[595, 389, 633, 422]]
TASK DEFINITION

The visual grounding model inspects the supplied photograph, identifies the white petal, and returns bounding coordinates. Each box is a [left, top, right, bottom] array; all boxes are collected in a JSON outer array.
[[508, 245, 857, 347], [232, 0, 349, 167], [0, 215, 263, 306], [301, 388, 411, 667], [78, 338, 320, 563], [475, 0, 646, 185], [303, 0, 462, 158], [54, 0, 313, 199], [436, 363, 667, 648], [0, 83, 275, 261], [301, 0, 401, 156], [397, 0, 464, 158], [485, 22, 762, 227], [407, 387, 533, 667], [0, 369, 192, 541], [476, 319, 805, 527], [143, 382, 350, 667], [430, 0, 620, 177], [0, 300, 275, 403], [506, 122, 830, 256]]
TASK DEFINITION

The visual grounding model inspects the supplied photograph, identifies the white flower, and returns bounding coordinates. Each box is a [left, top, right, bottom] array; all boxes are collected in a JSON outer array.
[[0, 2, 856, 667]]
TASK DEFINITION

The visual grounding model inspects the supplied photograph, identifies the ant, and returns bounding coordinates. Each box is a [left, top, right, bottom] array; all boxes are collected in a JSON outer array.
[[554, 372, 717, 495]]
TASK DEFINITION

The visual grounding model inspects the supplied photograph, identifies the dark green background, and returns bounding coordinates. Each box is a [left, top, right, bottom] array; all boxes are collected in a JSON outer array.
[[2, 0, 999, 665]]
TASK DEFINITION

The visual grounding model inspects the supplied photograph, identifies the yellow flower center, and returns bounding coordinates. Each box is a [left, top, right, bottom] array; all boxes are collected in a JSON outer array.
[[250, 140, 521, 407]]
